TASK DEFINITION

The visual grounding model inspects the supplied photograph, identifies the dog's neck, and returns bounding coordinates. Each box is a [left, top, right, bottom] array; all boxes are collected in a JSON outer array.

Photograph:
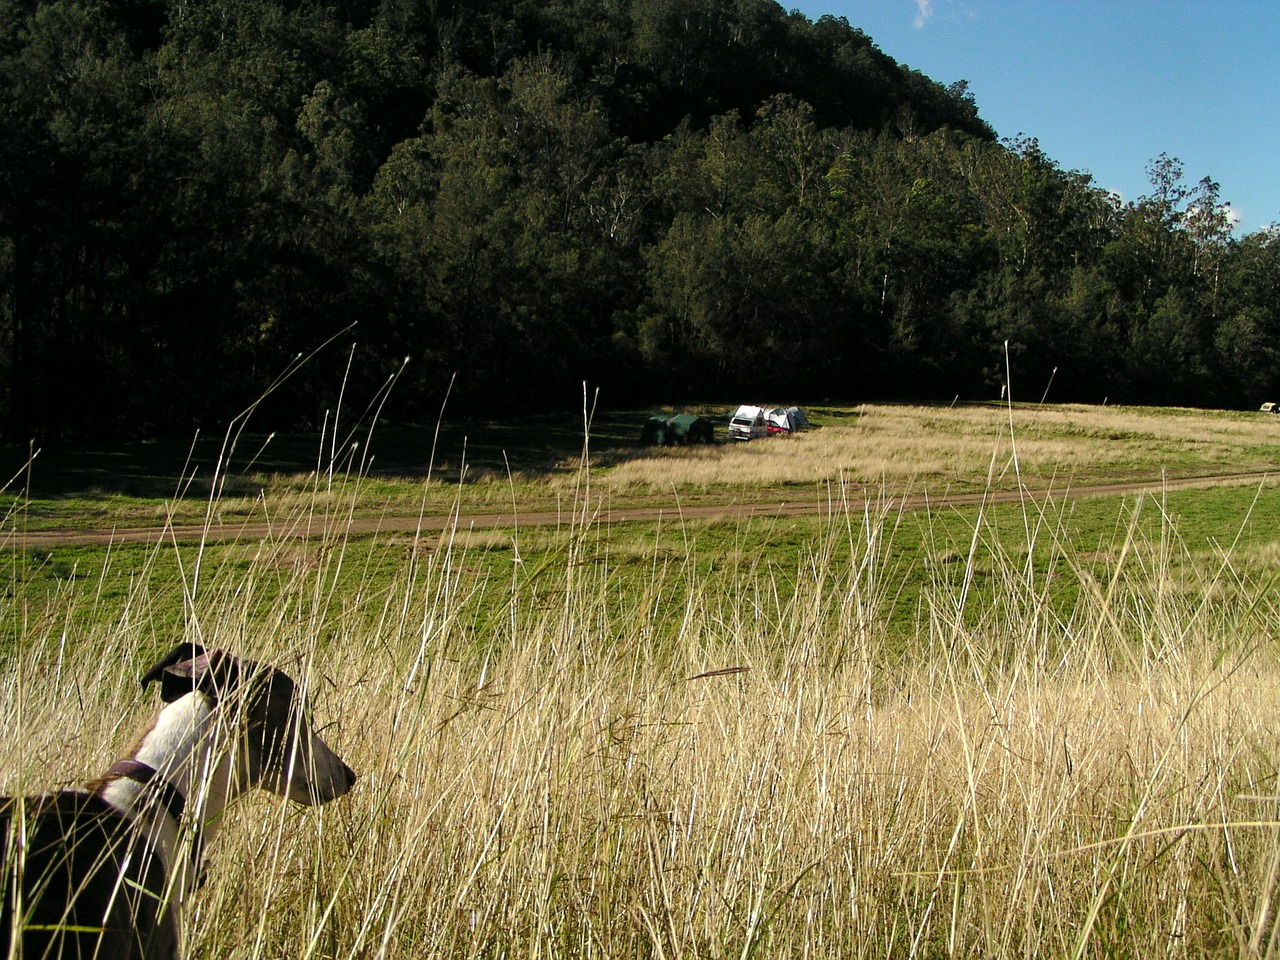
[[97, 691, 243, 897]]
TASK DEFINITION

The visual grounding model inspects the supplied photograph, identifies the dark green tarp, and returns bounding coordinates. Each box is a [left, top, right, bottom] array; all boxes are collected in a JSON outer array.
[[639, 414, 715, 445], [639, 416, 670, 445], [666, 414, 715, 444]]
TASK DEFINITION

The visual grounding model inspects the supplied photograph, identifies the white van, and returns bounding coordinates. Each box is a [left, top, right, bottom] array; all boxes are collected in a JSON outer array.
[[728, 404, 768, 441]]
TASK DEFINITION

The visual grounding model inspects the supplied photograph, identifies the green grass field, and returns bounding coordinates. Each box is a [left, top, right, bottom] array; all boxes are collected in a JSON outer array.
[[5, 401, 1280, 958]]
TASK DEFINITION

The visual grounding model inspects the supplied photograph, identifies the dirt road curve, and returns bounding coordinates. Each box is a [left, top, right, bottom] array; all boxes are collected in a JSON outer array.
[[4, 471, 1275, 549]]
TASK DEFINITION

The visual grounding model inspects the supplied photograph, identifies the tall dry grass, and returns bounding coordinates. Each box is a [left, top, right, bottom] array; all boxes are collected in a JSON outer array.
[[5, 477, 1280, 958]]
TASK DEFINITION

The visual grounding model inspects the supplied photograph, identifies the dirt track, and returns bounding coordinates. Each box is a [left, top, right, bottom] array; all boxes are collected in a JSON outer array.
[[4, 471, 1274, 550]]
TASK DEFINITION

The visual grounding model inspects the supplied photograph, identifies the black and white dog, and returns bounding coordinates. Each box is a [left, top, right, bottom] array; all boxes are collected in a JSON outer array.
[[1, 644, 357, 959]]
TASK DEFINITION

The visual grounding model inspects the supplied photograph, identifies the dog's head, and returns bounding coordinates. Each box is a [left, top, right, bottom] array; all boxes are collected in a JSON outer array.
[[141, 643, 357, 806]]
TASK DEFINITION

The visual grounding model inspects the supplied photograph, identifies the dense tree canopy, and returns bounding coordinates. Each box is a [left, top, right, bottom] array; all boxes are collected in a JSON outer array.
[[2, 0, 1277, 439]]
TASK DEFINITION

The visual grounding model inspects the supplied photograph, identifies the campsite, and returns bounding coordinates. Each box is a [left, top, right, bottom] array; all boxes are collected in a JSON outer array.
[[641, 405, 811, 444]]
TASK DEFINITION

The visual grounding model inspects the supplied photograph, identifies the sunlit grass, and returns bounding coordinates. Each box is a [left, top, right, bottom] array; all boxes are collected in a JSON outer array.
[[6, 437, 1280, 956], [598, 402, 1280, 493], [9, 402, 1280, 534]]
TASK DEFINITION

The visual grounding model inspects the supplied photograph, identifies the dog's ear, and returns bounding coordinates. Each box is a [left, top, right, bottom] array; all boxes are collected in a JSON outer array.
[[141, 643, 208, 688], [142, 644, 241, 703]]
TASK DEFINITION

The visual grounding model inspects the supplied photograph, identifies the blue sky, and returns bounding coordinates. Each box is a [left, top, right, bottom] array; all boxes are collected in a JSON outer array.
[[789, 1, 1280, 234]]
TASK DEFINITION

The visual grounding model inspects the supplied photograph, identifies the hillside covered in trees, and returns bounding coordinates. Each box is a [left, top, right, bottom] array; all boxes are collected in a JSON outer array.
[[3, 0, 1279, 439]]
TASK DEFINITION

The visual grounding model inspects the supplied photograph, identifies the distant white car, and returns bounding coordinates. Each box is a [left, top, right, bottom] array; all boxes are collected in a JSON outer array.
[[1261, 402, 1278, 414], [728, 404, 768, 440]]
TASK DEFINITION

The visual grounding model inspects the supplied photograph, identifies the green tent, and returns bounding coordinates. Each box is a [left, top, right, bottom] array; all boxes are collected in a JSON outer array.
[[666, 414, 715, 444], [639, 414, 715, 445], [639, 416, 670, 445]]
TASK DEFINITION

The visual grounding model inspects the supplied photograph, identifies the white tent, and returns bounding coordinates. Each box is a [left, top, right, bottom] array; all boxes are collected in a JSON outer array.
[[766, 406, 811, 432]]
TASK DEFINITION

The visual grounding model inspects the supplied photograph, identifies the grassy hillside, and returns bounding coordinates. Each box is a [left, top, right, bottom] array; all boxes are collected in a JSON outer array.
[[4, 402, 1280, 956], [8, 401, 1280, 528]]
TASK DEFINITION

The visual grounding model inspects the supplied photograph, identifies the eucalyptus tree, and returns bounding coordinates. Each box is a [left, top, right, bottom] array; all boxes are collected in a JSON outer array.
[[0, 0, 164, 436], [368, 53, 628, 409], [1214, 226, 1280, 404]]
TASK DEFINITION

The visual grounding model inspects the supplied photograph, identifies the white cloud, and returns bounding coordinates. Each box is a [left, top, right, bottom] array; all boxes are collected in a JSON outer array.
[[912, 1, 978, 28]]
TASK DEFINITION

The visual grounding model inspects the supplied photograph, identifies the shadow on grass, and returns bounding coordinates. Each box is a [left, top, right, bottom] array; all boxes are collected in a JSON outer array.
[[1, 408, 736, 502]]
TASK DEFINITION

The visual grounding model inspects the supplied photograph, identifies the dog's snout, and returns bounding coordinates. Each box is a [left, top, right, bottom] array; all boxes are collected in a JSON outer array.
[[325, 757, 357, 799], [319, 736, 356, 794], [301, 757, 356, 805], [284, 733, 357, 806]]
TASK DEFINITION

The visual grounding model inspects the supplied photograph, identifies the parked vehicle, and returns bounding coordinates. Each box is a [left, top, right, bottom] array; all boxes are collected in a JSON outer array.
[[728, 405, 768, 440]]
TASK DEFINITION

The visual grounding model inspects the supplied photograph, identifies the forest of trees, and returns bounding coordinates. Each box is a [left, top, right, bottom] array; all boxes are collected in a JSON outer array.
[[3, 0, 1279, 440]]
